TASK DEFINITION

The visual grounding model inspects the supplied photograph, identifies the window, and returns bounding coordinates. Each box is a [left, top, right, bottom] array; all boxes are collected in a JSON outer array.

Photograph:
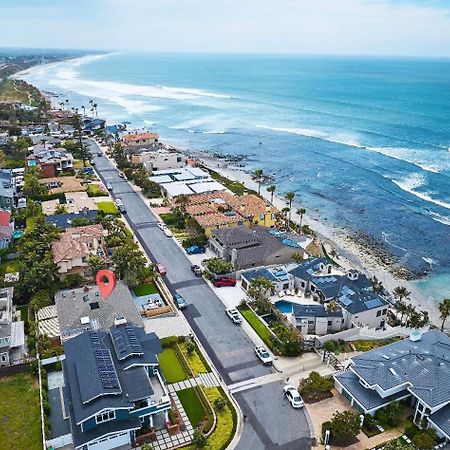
[[328, 321, 332, 326], [283, 283, 289, 290], [382, 309, 387, 315], [96, 410, 115, 424], [376, 310, 381, 317]]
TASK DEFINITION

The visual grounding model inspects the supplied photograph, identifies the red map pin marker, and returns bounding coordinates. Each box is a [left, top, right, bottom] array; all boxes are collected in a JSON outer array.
[[95, 269, 117, 300]]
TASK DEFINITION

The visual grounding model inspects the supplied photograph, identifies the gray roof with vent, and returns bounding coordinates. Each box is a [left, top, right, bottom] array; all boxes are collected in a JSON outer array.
[[293, 304, 342, 318], [429, 404, 450, 438], [337, 290, 387, 314], [55, 281, 143, 336], [350, 330, 450, 408]]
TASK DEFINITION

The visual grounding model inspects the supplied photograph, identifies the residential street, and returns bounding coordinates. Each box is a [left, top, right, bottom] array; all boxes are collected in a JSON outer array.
[[89, 140, 313, 450]]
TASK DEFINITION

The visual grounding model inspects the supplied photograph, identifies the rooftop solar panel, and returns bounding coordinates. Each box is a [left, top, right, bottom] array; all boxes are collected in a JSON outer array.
[[364, 298, 383, 309]]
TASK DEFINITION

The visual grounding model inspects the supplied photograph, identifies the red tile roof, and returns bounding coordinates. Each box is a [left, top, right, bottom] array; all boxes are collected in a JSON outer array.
[[0, 210, 11, 227]]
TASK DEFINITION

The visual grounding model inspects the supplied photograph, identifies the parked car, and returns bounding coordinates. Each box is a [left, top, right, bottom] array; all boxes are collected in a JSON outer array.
[[283, 385, 304, 408], [114, 199, 126, 214], [164, 228, 173, 237], [90, 159, 96, 166], [155, 263, 167, 276], [97, 152, 102, 157], [106, 182, 113, 191], [213, 277, 237, 287], [226, 308, 242, 324], [118, 172, 125, 178], [157, 222, 167, 231], [186, 245, 206, 255], [254, 345, 273, 365], [173, 292, 186, 309], [191, 265, 203, 277]]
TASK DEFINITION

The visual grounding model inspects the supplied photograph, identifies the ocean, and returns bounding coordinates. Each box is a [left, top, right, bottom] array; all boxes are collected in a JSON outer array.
[[20, 52, 450, 304]]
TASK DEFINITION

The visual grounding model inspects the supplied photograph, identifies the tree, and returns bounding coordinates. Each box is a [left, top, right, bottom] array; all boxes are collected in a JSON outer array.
[[185, 339, 195, 356], [140, 444, 154, 450], [54, 204, 67, 214], [85, 255, 106, 277], [267, 184, 276, 204], [23, 167, 48, 198], [375, 401, 403, 427], [205, 257, 234, 275], [248, 276, 275, 314], [327, 300, 340, 312], [298, 371, 334, 402], [412, 429, 437, 450], [327, 410, 361, 445], [281, 207, 290, 229], [252, 168, 264, 195], [72, 114, 91, 166], [112, 142, 128, 168], [29, 290, 52, 315], [393, 286, 410, 304], [297, 207, 306, 232], [371, 275, 384, 293], [292, 252, 303, 263], [192, 428, 207, 449], [383, 440, 415, 450], [284, 192, 295, 230], [214, 396, 226, 412], [439, 298, 450, 331], [112, 241, 148, 287], [174, 194, 189, 214]]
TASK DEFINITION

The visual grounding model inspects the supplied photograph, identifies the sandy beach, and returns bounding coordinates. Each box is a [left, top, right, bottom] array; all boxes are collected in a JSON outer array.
[[180, 148, 440, 326]]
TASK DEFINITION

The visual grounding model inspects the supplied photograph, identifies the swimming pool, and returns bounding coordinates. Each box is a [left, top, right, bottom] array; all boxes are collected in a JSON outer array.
[[275, 300, 294, 314]]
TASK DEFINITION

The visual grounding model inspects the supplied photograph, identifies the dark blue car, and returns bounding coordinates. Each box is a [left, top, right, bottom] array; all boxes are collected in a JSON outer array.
[[186, 245, 206, 255]]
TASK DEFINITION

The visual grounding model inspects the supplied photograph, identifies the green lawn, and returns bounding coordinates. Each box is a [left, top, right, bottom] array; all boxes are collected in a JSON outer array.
[[97, 201, 119, 215], [158, 348, 188, 383], [177, 387, 205, 428], [0, 372, 42, 450], [18, 305, 28, 322], [86, 183, 108, 197], [133, 282, 158, 296], [238, 307, 274, 347]]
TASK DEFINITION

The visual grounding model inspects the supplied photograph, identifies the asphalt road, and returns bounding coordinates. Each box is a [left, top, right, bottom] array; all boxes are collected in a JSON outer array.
[[89, 141, 312, 450]]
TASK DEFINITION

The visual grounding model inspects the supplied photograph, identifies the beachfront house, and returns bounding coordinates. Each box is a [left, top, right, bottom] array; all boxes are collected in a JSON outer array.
[[210, 226, 305, 270], [49, 322, 171, 450], [139, 149, 186, 172], [123, 131, 159, 153], [335, 330, 450, 443], [290, 304, 343, 336]]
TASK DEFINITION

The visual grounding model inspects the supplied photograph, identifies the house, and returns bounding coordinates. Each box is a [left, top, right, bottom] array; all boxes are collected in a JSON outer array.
[[56, 322, 170, 450], [27, 147, 74, 178], [335, 330, 450, 443], [290, 304, 343, 336], [123, 131, 159, 152], [52, 224, 106, 275], [140, 149, 186, 172], [0, 287, 25, 367], [210, 226, 305, 270], [0, 210, 14, 248], [241, 266, 295, 293], [42, 192, 98, 215], [187, 191, 276, 237], [40, 176, 85, 194], [45, 210, 98, 229], [289, 259, 389, 329], [0, 169, 15, 210], [55, 282, 143, 341]]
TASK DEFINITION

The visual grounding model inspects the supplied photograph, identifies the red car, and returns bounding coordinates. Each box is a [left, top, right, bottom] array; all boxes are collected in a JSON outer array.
[[155, 263, 167, 276], [212, 277, 237, 287]]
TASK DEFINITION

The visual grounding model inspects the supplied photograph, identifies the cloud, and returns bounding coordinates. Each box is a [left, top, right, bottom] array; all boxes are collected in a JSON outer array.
[[0, 0, 450, 56]]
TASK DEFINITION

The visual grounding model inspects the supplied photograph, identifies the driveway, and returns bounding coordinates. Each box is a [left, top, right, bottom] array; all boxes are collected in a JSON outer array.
[[89, 140, 313, 450]]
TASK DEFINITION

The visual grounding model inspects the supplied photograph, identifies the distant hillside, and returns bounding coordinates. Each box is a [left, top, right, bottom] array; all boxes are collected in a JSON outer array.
[[0, 78, 47, 107]]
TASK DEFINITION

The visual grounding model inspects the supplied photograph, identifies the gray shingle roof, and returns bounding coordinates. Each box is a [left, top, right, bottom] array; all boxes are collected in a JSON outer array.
[[429, 404, 450, 438], [56, 282, 143, 336], [288, 257, 329, 280], [335, 370, 408, 411], [338, 290, 388, 314], [351, 330, 450, 408], [293, 304, 342, 318]]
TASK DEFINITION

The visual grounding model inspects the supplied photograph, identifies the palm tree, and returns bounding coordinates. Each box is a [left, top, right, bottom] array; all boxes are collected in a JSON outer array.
[[93, 103, 98, 117], [296, 207, 306, 233], [253, 169, 264, 195], [65, 99, 69, 110], [404, 304, 415, 325], [81, 105, 86, 116], [439, 298, 450, 331], [285, 192, 295, 230], [281, 207, 290, 229], [292, 252, 303, 263], [327, 300, 340, 312], [393, 286, 410, 303], [371, 275, 384, 293], [87, 255, 106, 277], [248, 276, 275, 313], [267, 185, 276, 204]]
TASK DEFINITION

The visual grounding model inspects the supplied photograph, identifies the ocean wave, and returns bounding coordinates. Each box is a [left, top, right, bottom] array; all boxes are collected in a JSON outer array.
[[427, 211, 450, 226], [256, 124, 449, 174], [158, 85, 234, 100], [391, 173, 450, 210]]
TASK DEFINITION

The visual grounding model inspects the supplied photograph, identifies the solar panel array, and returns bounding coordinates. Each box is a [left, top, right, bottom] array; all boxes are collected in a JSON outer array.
[[90, 331, 120, 389], [364, 298, 384, 309], [125, 326, 143, 353], [112, 329, 127, 355], [339, 295, 353, 306]]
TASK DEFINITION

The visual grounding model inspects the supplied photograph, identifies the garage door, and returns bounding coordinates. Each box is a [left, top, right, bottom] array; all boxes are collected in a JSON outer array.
[[88, 431, 130, 450]]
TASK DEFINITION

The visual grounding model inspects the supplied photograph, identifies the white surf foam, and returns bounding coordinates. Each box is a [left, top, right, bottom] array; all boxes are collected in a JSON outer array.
[[391, 173, 450, 210], [427, 211, 450, 226]]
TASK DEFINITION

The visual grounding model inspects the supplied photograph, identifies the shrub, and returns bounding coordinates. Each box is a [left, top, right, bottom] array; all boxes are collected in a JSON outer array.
[[324, 340, 337, 352], [298, 371, 334, 402], [182, 235, 208, 248], [160, 336, 179, 348], [214, 397, 226, 412], [324, 410, 361, 446], [205, 257, 234, 275], [412, 429, 437, 450], [185, 339, 196, 356], [192, 428, 207, 448], [375, 401, 404, 427]]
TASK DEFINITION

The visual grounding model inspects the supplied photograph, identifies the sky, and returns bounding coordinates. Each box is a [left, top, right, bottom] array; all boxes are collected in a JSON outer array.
[[1, 0, 450, 56]]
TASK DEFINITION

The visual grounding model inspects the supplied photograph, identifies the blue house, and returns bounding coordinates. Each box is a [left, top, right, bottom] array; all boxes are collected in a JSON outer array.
[[62, 320, 171, 450]]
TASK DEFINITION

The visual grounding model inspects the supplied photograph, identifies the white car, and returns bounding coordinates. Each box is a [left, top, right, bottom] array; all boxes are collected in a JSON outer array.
[[226, 308, 242, 324], [157, 222, 167, 231], [283, 385, 304, 408], [255, 345, 273, 365], [164, 228, 173, 237]]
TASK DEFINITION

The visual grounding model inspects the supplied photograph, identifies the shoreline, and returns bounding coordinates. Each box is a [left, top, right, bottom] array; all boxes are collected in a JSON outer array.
[[176, 147, 440, 325]]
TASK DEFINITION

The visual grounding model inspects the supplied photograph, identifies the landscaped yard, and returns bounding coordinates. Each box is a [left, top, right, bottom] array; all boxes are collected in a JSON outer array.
[[0, 372, 42, 450], [97, 201, 119, 215], [351, 338, 401, 352], [180, 341, 210, 376], [177, 387, 205, 428], [158, 348, 188, 383], [86, 183, 108, 197], [238, 306, 274, 347], [0, 259, 21, 276], [133, 282, 158, 297]]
